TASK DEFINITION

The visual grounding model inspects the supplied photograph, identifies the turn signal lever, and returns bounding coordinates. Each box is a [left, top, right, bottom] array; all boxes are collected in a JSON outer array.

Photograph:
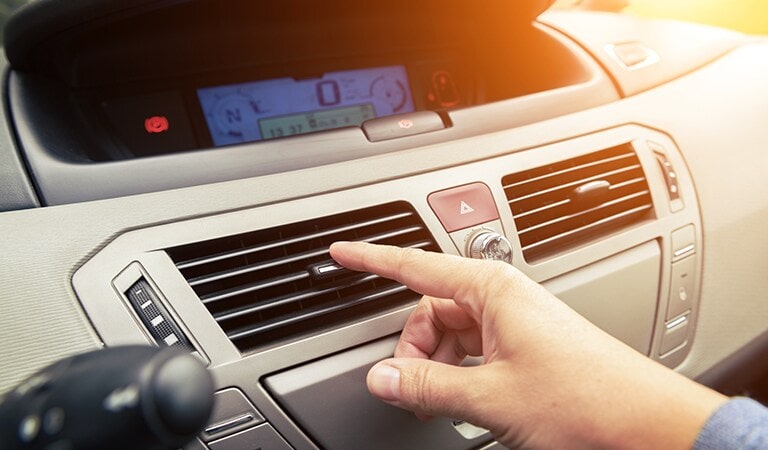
[[0, 346, 214, 450]]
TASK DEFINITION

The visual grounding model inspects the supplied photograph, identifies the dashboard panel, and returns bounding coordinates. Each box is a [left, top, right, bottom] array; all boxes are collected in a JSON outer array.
[[1, 1, 768, 449], [6, 0, 617, 205]]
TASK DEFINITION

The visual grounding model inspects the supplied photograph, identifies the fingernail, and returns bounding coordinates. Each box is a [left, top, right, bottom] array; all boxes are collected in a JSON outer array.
[[367, 363, 401, 402]]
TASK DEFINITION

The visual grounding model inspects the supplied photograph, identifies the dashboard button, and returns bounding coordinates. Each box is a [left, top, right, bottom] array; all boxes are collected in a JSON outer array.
[[428, 183, 500, 232], [671, 225, 696, 262], [202, 388, 264, 442], [208, 423, 292, 450], [362, 111, 444, 142], [660, 315, 689, 355], [667, 256, 696, 320]]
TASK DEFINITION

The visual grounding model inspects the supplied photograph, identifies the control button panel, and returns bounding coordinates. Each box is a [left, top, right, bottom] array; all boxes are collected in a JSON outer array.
[[667, 256, 696, 320], [125, 278, 194, 352], [660, 224, 699, 362], [650, 142, 684, 212], [428, 183, 500, 232]]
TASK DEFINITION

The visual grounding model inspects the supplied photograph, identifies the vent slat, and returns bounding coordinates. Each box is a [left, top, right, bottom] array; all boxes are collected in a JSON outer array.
[[508, 165, 643, 214], [511, 176, 647, 220], [227, 283, 409, 342], [503, 151, 634, 190], [201, 271, 310, 305], [175, 211, 415, 270], [187, 225, 424, 288], [512, 178, 647, 228], [517, 190, 651, 238], [503, 144, 654, 262], [505, 160, 641, 199], [213, 273, 381, 322], [167, 202, 438, 353], [189, 247, 329, 287], [521, 205, 653, 254]]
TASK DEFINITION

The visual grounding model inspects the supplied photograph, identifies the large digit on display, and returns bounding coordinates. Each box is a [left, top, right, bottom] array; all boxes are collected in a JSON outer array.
[[316, 80, 341, 106]]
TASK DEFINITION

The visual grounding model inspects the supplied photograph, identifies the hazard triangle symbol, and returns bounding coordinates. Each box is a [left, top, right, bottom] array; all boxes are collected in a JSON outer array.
[[460, 201, 475, 215]]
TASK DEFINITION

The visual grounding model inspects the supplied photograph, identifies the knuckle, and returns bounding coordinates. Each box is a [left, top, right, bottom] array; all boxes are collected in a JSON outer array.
[[411, 363, 437, 410], [396, 246, 425, 270], [476, 260, 522, 292]]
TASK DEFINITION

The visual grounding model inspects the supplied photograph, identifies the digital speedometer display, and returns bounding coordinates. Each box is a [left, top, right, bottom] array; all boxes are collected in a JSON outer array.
[[197, 65, 415, 146]]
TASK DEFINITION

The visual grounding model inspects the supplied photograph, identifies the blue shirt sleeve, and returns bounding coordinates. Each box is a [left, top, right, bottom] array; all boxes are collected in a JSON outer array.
[[694, 397, 768, 450]]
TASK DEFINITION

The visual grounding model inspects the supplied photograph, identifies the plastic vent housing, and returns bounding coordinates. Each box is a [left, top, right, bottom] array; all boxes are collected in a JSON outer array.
[[166, 202, 438, 353], [502, 144, 654, 262]]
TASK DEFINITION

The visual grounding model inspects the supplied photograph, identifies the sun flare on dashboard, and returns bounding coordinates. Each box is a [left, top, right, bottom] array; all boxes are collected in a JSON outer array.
[[627, 0, 768, 34]]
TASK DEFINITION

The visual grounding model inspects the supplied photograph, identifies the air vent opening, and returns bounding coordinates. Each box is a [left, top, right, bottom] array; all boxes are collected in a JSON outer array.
[[503, 144, 654, 262], [167, 202, 439, 353]]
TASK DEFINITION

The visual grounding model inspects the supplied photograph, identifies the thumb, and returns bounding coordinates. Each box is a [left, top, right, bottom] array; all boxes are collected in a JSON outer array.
[[367, 358, 484, 422]]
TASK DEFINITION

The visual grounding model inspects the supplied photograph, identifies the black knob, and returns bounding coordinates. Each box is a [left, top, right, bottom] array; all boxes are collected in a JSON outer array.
[[152, 351, 214, 437], [0, 346, 214, 450]]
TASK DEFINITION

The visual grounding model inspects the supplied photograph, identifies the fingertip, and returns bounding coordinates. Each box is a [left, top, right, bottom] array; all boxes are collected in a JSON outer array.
[[329, 240, 351, 253], [329, 241, 358, 265]]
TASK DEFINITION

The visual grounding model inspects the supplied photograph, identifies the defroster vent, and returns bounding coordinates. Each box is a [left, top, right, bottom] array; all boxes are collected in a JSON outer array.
[[167, 202, 438, 353], [503, 144, 654, 262]]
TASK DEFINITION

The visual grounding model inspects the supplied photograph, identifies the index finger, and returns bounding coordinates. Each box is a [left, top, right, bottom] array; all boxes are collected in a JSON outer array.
[[330, 241, 516, 321]]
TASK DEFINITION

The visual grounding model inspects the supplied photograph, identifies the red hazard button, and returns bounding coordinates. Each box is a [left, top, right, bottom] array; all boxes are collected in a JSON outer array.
[[428, 183, 500, 232]]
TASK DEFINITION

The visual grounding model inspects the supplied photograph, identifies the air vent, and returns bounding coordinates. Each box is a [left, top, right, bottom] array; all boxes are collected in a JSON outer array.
[[502, 144, 654, 262], [166, 202, 438, 353]]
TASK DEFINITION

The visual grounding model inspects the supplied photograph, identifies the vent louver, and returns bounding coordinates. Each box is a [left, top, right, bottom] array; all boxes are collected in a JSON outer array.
[[167, 202, 438, 353], [503, 144, 654, 262]]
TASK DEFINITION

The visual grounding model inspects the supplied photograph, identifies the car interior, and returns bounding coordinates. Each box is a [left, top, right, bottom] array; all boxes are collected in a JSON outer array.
[[1, 0, 767, 448]]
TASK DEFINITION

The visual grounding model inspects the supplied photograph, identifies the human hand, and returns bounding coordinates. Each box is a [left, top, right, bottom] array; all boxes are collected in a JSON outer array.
[[330, 242, 726, 449]]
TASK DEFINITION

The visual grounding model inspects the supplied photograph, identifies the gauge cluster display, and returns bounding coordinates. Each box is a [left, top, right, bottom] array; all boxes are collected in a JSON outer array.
[[197, 65, 415, 146]]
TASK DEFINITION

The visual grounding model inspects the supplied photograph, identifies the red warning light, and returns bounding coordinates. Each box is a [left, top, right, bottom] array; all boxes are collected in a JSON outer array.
[[144, 116, 170, 134], [431, 70, 460, 108]]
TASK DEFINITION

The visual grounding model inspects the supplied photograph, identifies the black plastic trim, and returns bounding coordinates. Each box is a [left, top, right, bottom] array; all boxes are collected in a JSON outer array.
[[4, 0, 191, 69], [0, 56, 39, 211], [4, 0, 556, 72]]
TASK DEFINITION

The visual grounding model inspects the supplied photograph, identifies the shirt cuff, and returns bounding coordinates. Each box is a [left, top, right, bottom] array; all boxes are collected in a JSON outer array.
[[693, 397, 768, 450]]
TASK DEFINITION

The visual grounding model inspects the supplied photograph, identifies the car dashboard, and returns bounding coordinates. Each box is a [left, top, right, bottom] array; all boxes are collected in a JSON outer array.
[[1, 0, 768, 449]]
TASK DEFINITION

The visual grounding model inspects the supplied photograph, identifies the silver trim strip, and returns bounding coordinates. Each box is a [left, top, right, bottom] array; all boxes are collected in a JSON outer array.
[[674, 244, 696, 259], [204, 413, 255, 435]]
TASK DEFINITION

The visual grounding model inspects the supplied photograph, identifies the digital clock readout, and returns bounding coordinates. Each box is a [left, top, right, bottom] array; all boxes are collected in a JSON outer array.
[[258, 104, 375, 140]]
